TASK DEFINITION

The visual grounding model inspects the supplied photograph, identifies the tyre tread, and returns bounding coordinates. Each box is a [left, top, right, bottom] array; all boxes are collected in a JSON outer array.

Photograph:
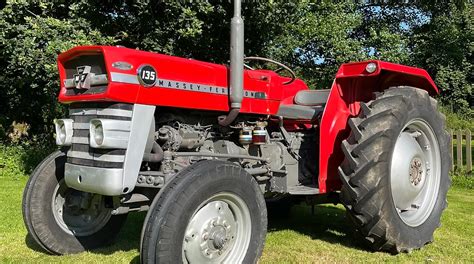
[[339, 86, 451, 253]]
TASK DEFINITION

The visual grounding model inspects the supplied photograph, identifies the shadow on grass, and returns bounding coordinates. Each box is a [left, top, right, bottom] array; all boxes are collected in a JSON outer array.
[[267, 203, 369, 252], [25, 203, 368, 261], [92, 212, 147, 255], [24, 212, 146, 259], [25, 233, 49, 254]]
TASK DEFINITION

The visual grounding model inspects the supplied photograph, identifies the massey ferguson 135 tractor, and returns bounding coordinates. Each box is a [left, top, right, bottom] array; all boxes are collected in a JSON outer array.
[[22, 1, 450, 263]]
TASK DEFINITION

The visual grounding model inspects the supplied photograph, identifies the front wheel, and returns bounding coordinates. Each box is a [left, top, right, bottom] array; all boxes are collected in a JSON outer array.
[[339, 87, 451, 253], [22, 151, 127, 255], [140, 160, 267, 263]]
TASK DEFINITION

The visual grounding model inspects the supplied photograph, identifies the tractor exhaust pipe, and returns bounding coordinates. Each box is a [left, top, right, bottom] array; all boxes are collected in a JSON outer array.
[[219, 0, 244, 126]]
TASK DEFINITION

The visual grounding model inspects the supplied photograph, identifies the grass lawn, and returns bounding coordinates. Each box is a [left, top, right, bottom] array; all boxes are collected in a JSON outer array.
[[0, 174, 472, 263]]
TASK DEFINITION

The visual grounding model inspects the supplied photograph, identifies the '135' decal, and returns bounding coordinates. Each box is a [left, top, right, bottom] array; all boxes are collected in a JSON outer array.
[[138, 65, 157, 87]]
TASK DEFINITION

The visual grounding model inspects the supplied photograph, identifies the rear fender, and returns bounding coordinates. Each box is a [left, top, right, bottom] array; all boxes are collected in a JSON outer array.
[[318, 60, 438, 193]]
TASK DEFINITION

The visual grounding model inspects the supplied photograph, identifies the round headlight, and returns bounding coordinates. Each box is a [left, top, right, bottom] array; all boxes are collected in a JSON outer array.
[[94, 123, 104, 145], [58, 123, 67, 144], [54, 119, 73, 146], [365, 62, 377, 73]]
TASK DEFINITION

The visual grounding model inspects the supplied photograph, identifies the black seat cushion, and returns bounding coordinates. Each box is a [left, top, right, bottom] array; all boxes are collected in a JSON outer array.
[[276, 104, 324, 120], [294, 89, 330, 106]]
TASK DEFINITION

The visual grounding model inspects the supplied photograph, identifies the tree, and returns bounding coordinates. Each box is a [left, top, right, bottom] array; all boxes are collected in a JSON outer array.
[[0, 0, 471, 139], [0, 1, 113, 137], [411, 1, 473, 116]]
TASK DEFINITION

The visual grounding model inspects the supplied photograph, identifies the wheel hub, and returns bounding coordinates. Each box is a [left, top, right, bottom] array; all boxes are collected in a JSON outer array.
[[200, 217, 233, 258], [390, 132, 427, 210], [209, 224, 228, 250], [390, 118, 441, 227], [52, 180, 111, 236], [182, 193, 251, 263], [409, 157, 423, 186]]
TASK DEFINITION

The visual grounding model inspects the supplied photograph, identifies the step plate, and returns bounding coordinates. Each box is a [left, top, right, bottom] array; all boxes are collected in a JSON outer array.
[[288, 184, 320, 195]]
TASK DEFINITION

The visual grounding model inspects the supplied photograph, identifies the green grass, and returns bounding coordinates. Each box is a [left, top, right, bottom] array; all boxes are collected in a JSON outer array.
[[1, 142, 473, 263], [0, 174, 473, 263]]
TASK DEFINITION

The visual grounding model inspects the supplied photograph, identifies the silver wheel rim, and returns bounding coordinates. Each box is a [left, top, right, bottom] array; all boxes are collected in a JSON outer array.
[[390, 118, 441, 227], [182, 192, 251, 263], [52, 179, 112, 236]]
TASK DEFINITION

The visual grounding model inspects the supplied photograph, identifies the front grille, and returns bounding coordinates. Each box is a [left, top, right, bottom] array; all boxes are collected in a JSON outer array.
[[67, 102, 133, 168], [63, 54, 108, 96], [65, 86, 108, 96]]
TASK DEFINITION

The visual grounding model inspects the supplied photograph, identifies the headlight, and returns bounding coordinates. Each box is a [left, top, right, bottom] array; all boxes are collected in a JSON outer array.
[[89, 119, 130, 149], [92, 121, 104, 145], [365, 62, 377, 73], [54, 119, 73, 146]]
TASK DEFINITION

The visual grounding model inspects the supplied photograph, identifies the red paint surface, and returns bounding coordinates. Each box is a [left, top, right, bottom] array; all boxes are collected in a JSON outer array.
[[318, 61, 438, 193], [57, 46, 439, 194], [57, 46, 304, 115]]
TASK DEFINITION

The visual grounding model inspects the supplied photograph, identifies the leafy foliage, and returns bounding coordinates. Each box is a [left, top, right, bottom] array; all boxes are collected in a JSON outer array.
[[441, 106, 474, 131], [411, 1, 473, 116], [0, 1, 114, 138], [451, 171, 474, 189], [0, 141, 55, 177], [0, 0, 472, 139]]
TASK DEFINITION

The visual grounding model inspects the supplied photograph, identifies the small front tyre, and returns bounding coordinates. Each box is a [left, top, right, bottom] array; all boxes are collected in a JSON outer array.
[[140, 160, 267, 263], [22, 151, 127, 255]]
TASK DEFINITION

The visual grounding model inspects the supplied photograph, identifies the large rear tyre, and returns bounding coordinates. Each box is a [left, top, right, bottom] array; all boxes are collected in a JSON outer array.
[[22, 151, 127, 255], [339, 87, 451, 253], [140, 160, 267, 264]]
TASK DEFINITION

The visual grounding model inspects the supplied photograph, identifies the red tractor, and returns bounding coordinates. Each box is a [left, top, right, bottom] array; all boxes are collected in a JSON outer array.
[[22, 1, 450, 263]]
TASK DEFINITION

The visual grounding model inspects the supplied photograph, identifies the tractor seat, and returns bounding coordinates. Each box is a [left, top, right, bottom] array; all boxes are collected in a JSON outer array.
[[294, 89, 330, 106], [276, 89, 330, 120]]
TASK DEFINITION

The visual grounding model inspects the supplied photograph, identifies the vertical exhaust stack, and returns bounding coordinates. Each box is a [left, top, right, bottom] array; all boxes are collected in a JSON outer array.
[[219, 0, 244, 126]]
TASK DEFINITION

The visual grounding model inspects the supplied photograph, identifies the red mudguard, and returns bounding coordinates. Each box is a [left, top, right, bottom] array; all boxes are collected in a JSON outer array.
[[318, 60, 439, 193]]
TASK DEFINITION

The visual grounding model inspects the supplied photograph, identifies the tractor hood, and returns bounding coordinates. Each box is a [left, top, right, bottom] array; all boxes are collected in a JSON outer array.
[[57, 45, 304, 115]]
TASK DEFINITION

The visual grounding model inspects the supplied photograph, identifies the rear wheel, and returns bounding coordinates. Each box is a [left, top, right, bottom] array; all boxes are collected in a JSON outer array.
[[339, 87, 451, 253], [140, 160, 267, 263], [22, 151, 127, 255]]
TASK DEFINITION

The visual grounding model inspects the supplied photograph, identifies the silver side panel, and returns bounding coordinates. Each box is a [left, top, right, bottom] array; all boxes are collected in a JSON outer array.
[[110, 72, 140, 85], [70, 108, 133, 118], [64, 103, 155, 196], [109, 72, 266, 99], [122, 104, 156, 193], [65, 163, 124, 196], [68, 151, 126, 162]]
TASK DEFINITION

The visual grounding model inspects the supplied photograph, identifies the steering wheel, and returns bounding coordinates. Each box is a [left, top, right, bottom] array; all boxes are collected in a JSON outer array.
[[243, 56, 296, 85]]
